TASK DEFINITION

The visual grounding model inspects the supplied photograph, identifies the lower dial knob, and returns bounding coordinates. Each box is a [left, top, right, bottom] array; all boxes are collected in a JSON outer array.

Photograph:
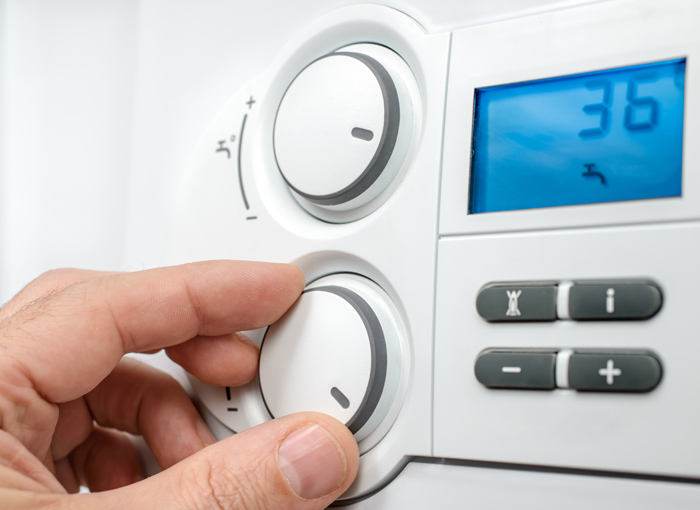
[[259, 273, 403, 446]]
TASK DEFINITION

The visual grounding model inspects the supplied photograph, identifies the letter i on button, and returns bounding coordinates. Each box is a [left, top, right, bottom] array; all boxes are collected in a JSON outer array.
[[606, 288, 615, 314]]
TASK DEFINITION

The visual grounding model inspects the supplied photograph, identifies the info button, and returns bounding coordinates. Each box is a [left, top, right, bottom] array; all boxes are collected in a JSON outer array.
[[569, 281, 662, 320], [476, 284, 557, 322]]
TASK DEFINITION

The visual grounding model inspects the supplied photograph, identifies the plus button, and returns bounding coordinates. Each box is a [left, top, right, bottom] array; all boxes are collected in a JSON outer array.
[[598, 360, 622, 385]]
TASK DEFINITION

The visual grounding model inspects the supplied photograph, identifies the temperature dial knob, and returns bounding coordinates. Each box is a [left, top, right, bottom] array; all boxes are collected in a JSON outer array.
[[259, 274, 403, 446], [274, 44, 413, 215]]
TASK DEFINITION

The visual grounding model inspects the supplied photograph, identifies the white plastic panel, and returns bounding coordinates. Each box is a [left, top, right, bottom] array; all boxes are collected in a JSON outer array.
[[122, 0, 607, 274], [168, 5, 450, 499], [4, 1, 698, 507], [434, 222, 700, 477], [440, 0, 700, 236], [0, 0, 608, 296]]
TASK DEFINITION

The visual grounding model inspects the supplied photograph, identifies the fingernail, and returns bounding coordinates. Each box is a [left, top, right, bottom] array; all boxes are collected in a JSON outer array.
[[195, 418, 217, 447], [278, 424, 347, 499], [234, 332, 259, 351]]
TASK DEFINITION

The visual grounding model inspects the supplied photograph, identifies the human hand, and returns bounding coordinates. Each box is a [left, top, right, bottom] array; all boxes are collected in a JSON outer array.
[[0, 261, 359, 509]]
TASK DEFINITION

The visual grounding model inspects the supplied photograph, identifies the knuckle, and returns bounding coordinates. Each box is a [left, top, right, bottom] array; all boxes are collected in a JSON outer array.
[[32, 268, 67, 287], [0, 382, 58, 446], [1, 269, 87, 325], [152, 370, 187, 397], [37, 268, 73, 282], [28, 269, 80, 296]]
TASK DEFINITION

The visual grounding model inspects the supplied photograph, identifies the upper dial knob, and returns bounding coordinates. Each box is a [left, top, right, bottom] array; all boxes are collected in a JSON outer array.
[[259, 274, 403, 448], [273, 44, 413, 214]]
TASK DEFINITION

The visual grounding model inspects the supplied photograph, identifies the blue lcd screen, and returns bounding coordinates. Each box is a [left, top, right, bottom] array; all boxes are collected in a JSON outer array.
[[469, 59, 686, 214]]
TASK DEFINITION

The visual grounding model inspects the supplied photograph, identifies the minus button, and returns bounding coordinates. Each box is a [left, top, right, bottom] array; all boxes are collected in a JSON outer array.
[[475, 351, 556, 390]]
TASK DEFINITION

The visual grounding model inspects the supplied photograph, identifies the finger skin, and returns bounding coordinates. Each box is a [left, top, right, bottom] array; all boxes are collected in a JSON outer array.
[[0, 381, 59, 467], [166, 332, 260, 387], [50, 358, 216, 472], [51, 399, 93, 461], [10, 261, 304, 401], [54, 458, 80, 494], [0, 268, 115, 321], [0, 430, 64, 494], [69, 427, 143, 492], [0, 489, 59, 509], [0, 261, 304, 458], [83, 358, 215, 468], [62, 412, 360, 510]]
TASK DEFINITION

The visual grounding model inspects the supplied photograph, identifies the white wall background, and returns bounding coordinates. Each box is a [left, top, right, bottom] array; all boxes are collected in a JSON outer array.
[[0, 0, 138, 300], [0, 0, 605, 303]]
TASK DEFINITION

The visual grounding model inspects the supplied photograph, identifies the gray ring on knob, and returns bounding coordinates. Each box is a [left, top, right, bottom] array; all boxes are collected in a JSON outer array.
[[273, 51, 401, 206], [259, 285, 388, 434]]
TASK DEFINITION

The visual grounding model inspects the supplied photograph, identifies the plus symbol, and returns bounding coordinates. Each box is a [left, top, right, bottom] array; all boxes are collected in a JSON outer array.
[[598, 360, 622, 385], [246, 96, 256, 109]]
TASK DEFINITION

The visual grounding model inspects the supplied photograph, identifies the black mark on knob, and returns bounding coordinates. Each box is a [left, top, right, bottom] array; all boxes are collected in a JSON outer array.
[[331, 387, 350, 409], [351, 127, 374, 141]]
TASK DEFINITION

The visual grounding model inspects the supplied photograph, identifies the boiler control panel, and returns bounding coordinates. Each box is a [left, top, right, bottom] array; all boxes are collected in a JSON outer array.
[[167, 1, 700, 506]]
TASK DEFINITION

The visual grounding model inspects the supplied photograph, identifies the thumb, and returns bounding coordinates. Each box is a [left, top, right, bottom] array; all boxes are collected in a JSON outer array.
[[79, 412, 360, 510]]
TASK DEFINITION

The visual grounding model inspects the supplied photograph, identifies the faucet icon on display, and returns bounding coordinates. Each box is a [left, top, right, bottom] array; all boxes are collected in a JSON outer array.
[[582, 163, 606, 185]]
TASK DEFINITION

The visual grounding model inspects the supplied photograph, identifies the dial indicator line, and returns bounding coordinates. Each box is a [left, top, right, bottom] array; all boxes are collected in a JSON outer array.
[[330, 387, 350, 409], [351, 127, 374, 141]]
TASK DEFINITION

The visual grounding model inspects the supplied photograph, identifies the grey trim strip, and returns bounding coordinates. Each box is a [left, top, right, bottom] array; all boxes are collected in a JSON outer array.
[[305, 286, 387, 434], [331, 456, 700, 507], [274, 51, 401, 206]]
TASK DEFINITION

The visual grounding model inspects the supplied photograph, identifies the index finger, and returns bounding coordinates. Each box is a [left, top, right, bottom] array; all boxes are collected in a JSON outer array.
[[0, 261, 305, 403]]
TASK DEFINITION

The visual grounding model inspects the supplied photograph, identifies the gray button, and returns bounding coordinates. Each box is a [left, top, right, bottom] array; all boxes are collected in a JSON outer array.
[[475, 351, 556, 389], [568, 352, 662, 392], [569, 282, 662, 320], [476, 284, 557, 322]]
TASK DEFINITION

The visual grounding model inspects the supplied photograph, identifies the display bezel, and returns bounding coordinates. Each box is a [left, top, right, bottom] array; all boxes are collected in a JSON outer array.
[[440, 0, 698, 235]]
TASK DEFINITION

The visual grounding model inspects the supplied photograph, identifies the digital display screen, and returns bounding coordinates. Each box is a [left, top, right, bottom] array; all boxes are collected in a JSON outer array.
[[469, 59, 686, 214]]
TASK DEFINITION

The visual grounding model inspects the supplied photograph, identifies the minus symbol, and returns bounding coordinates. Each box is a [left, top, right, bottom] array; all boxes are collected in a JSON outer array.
[[246, 216, 258, 220], [227, 408, 238, 412], [502, 366, 522, 374]]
